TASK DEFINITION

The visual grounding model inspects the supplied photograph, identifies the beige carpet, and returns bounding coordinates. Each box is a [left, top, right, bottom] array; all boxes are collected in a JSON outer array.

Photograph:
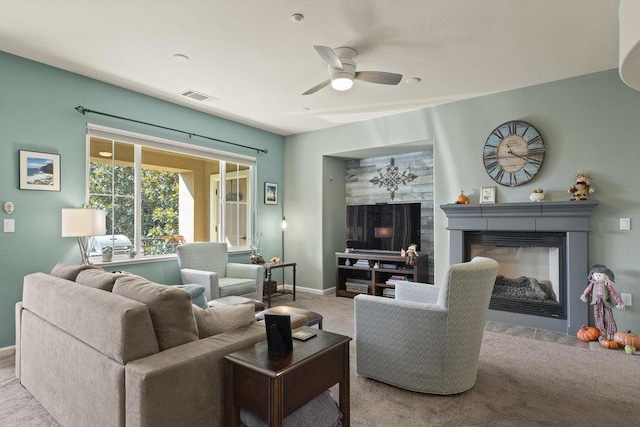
[[2, 292, 639, 426]]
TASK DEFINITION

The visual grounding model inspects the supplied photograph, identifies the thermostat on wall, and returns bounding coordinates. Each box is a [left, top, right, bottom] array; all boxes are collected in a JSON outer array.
[[4, 201, 14, 214]]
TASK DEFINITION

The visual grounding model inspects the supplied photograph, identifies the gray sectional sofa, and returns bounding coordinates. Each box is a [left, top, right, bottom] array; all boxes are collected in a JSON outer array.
[[15, 263, 302, 427]]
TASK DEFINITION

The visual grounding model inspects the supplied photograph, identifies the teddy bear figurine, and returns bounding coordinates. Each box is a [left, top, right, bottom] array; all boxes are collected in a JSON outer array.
[[567, 172, 595, 201]]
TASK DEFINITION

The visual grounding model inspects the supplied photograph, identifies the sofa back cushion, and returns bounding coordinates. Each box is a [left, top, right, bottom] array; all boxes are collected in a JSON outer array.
[[113, 276, 199, 351], [51, 262, 102, 281], [76, 269, 127, 292], [22, 273, 159, 364]]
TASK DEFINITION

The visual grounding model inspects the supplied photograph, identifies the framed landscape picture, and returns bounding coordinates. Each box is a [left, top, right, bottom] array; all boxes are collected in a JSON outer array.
[[19, 150, 61, 191], [265, 182, 278, 205]]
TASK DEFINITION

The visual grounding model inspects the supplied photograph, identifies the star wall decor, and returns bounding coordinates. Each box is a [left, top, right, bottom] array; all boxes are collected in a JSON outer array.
[[369, 158, 418, 200]]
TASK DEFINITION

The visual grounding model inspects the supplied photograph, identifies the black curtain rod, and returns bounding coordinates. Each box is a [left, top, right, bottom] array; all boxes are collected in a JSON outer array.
[[75, 105, 268, 154]]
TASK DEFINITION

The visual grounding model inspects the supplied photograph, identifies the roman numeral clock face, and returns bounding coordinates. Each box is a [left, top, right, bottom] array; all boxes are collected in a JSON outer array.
[[483, 120, 545, 187]]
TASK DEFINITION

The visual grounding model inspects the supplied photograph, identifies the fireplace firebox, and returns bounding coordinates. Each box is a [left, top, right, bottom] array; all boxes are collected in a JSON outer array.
[[441, 201, 598, 335]]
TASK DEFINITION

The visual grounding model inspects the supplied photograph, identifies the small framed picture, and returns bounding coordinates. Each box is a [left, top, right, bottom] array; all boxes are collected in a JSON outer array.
[[264, 182, 278, 205], [19, 150, 61, 191], [480, 186, 496, 204], [264, 314, 292, 356]]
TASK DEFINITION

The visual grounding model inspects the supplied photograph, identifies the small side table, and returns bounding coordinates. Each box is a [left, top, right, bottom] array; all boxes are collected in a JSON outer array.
[[263, 262, 296, 307], [225, 327, 351, 427]]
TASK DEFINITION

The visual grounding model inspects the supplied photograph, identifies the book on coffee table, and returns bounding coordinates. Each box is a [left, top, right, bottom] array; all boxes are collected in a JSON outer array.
[[292, 330, 317, 341]]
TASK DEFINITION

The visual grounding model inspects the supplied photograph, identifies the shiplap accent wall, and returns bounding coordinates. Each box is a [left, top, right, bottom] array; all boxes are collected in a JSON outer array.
[[345, 150, 434, 283]]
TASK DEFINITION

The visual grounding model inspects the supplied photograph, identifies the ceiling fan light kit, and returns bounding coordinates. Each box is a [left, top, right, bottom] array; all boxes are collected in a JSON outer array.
[[331, 77, 353, 91]]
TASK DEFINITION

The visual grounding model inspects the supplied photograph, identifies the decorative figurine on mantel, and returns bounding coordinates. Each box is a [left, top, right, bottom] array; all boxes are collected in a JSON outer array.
[[567, 172, 595, 201], [580, 264, 625, 340], [530, 188, 545, 202], [455, 191, 469, 204]]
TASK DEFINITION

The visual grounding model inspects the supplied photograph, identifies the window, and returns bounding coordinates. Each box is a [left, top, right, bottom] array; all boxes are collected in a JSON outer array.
[[87, 125, 256, 261]]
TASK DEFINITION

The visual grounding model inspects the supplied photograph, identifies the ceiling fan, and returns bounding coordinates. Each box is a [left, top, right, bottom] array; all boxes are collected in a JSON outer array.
[[302, 45, 403, 95]]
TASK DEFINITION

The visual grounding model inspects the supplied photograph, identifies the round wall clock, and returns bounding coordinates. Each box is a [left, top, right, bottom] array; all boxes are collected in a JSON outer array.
[[483, 120, 545, 187]]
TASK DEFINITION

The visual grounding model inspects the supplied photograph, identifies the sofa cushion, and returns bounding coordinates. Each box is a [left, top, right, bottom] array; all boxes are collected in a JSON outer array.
[[219, 277, 257, 297], [192, 304, 255, 338], [50, 262, 102, 281], [113, 276, 199, 351], [76, 269, 127, 292]]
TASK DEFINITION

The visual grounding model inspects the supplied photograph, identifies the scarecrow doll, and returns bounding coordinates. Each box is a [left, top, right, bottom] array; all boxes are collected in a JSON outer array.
[[580, 264, 625, 339]]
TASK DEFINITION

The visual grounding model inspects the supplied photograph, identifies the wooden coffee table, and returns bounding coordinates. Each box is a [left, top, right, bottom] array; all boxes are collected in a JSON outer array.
[[225, 327, 351, 426]]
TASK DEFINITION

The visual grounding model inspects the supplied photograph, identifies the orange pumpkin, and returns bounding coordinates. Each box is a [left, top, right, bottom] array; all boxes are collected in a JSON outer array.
[[613, 330, 640, 349], [600, 338, 619, 349], [456, 191, 469, 204], [577, 325, 600, 342]]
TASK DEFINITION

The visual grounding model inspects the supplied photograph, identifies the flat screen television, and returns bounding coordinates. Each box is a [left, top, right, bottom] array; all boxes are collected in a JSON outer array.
[[345, 203, 421, 252]]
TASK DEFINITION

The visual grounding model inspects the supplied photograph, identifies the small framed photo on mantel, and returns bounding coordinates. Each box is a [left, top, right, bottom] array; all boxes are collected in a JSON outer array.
[[480, 186, 496, 204], [264, 182, 278, 205]]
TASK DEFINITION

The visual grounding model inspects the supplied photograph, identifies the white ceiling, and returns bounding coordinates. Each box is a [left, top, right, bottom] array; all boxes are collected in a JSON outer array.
[[0, 0, 621, 136]]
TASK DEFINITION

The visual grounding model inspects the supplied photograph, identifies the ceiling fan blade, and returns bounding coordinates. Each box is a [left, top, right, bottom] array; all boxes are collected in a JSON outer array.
[[355, 71, 403, 85], [313, 45, 343, 70], [302, 80, 331, 95]]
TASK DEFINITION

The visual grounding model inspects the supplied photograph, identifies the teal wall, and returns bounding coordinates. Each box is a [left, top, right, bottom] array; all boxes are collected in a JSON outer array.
[[285, 69, 640, 333], [0, 51, 285, 348]]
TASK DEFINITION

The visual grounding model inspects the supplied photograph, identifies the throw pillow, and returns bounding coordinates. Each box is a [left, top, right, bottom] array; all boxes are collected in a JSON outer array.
[[113, 275, 199, 350], [76, 269, 127, 292], [50, 262, 102, 281], [192, 303, 255, 338], [180, 284, 207, 309]]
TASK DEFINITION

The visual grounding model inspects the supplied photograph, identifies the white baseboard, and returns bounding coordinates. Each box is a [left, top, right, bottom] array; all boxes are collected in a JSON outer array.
[[283, 284, 335, 296], [0, 346, 15, 358]]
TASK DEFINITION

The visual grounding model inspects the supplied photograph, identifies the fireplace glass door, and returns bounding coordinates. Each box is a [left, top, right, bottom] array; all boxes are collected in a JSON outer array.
[[465, 232, 566, 319]]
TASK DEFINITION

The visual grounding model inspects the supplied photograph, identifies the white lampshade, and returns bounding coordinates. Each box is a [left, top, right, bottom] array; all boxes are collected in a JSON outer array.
[[61, 208, 106, 237]]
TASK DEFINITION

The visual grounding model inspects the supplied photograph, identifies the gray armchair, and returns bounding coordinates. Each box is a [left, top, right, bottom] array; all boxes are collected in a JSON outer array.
[[176, 242, 264, 301], [354, 256, 499, 395]]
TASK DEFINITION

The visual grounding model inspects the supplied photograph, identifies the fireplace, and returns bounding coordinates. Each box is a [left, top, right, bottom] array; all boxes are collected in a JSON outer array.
[[441, 201, 598, 335]]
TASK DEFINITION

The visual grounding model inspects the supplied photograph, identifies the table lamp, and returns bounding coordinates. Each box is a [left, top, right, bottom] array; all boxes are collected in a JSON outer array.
[[61, 207, 107, 264]]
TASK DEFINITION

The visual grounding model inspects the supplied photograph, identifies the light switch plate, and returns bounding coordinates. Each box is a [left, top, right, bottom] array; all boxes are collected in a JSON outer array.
[[4, 218, 15, 232], [620, 218, 631, 230], [621, 293, 633, 306]]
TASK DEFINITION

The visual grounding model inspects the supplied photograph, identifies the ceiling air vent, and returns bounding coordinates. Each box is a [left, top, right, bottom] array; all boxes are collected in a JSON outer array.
[[180, 90, 217, 102]]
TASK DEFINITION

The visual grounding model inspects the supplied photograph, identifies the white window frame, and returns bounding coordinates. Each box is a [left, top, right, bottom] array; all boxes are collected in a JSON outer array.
[[86, 124, 257, 262]]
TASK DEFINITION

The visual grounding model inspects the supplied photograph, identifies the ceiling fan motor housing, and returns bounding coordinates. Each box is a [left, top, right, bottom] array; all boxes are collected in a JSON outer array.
[[329, 47, 357, 90], [329, 60, 356, 82]]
